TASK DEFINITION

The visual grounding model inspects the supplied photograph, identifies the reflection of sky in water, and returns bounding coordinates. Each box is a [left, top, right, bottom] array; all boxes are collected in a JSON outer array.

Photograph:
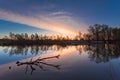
[[0, 45, 120, 80]]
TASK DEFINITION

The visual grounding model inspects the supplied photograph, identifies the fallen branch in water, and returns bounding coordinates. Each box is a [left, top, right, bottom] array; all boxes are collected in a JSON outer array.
[[16, 54, 61, 75]]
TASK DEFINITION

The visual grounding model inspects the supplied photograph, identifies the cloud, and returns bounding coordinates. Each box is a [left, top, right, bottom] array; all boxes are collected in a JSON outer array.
[[0, 8, 87, 36], [50, 11, 68, 16]]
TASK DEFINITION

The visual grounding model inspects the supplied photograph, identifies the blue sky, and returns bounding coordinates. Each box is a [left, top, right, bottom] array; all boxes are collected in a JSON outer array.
[[0, 0, 120, 37], [0, 20, 54, 37]]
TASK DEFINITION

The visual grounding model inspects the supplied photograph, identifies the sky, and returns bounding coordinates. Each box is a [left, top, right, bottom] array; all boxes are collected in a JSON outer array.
[[0, 0, 120, 37]]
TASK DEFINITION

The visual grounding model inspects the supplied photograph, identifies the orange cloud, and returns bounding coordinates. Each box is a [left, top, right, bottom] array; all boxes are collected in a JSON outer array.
[[0, 9, 88, 36]]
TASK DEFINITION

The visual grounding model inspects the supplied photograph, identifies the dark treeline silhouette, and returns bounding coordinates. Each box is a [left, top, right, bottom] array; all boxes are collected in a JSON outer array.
[[87, 24, 120, 42], [0, 32, 83, 45], [0, 24, 120, 45], [5, 32, 75, 40]]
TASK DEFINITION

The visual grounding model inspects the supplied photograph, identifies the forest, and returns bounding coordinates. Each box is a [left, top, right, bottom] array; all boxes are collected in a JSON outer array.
[[0, 24, 120, 45]]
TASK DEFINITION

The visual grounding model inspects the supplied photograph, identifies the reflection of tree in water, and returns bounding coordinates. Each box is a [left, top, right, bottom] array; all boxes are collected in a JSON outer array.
[[84, 44, 120, 63], [75, 45, 86, 55], [4, 46, 29, 55], [74, 44, 120, 63], [4, 44, 120, 63], [14, 55, 61, 75], [3, 45, 65, 56]]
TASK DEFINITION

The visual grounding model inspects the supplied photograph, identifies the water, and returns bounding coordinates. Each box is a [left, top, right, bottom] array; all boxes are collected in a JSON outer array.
[[0, 44, 120, 80]]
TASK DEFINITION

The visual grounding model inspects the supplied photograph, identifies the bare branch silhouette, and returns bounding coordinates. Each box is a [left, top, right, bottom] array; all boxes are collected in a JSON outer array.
[[16, 55, 61, 75]]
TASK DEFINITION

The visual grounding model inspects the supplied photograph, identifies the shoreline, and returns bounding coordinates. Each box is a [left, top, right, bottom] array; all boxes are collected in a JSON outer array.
[[0, 39, 119, 46]]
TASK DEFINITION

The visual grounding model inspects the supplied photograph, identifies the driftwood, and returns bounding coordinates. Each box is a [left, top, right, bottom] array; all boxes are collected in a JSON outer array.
[[16, 55, 60, 75]]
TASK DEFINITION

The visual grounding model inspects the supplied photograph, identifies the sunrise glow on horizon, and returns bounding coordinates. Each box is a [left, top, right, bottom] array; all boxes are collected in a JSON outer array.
[[0, 0, 120, 38], [0, 1, 120, 80]]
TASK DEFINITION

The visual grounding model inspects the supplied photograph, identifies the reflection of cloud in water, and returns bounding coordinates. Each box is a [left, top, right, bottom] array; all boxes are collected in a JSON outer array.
[[0, 45, 81, 77], [0, 44, 120, 80]]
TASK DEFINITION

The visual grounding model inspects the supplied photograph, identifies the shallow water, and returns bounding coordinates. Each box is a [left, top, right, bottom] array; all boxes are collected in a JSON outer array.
[[0, 44, 120, 80]]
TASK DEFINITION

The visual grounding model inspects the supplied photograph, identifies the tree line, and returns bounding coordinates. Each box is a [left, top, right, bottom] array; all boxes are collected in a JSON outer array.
[[1, 24, 120, 41], [7, 32, 70, 40], [86, 24, 120, 41]]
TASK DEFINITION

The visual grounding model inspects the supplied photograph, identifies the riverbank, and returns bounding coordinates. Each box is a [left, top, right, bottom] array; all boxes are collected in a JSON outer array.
[[0, 39, 119, 46]]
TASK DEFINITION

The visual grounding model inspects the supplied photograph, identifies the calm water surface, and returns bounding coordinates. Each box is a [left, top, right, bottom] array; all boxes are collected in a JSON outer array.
[[0, 44, 120, 80]]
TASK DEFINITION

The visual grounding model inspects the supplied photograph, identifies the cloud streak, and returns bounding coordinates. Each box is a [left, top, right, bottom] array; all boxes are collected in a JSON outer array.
[[0, 8, 87, 36]]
